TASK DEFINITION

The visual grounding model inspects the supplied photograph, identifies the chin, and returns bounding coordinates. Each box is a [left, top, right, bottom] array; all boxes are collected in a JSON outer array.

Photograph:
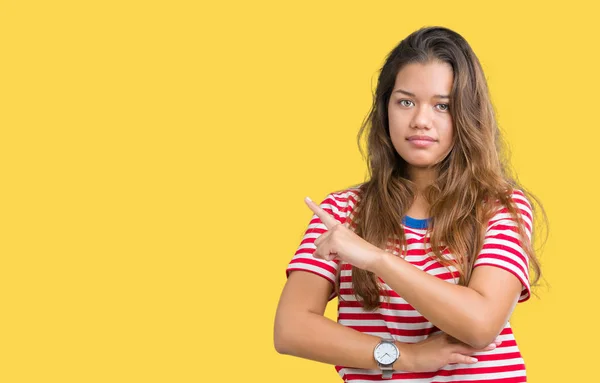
[[409, 163, 436, 169], [403, 157, 436, 168]]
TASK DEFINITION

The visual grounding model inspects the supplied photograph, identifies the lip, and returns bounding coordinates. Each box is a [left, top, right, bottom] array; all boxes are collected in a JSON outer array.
[[406, 135, 437, 148], [407, 135, 437, 142]]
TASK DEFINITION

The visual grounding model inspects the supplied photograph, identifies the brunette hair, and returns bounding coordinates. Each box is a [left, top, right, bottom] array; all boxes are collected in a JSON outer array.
[[339, 26, 546, 310]]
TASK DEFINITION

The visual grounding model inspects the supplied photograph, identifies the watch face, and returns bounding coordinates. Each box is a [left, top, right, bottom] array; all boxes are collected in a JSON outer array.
[[375, 342, 398, 365]]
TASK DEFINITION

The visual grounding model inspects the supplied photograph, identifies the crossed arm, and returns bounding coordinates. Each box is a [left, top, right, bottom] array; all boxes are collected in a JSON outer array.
[[274, 270, 501, 372], [372, 253, 522, 349], [274, 195, 528, 371]]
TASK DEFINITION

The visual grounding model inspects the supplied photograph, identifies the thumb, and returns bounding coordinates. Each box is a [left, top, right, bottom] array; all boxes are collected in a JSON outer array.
[[448, 353, 478, 365]]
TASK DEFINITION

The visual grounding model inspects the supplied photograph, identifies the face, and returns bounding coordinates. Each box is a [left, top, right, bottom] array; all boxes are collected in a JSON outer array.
[[387, 61, 454, 173]]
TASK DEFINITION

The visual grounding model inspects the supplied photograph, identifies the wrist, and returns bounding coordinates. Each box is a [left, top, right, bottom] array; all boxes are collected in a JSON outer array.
[[392, 342, 413, 372], [368, 248, 390, 275]]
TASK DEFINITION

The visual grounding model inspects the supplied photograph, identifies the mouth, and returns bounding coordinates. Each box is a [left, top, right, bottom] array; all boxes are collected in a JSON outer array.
[[406, 135, 437, 148], [406, 135, 437, 142]]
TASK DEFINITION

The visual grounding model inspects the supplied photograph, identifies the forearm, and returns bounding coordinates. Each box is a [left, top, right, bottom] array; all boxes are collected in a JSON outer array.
[[372, 251, 493, 348], [274, 310, 411, 371]]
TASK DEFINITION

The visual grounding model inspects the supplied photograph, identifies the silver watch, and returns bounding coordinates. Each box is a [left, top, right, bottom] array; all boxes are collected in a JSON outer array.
[[373, 338, 399, 379]]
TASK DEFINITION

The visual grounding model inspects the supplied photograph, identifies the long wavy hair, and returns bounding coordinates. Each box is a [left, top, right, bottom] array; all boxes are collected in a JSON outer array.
[[339, 26, 546, 310]]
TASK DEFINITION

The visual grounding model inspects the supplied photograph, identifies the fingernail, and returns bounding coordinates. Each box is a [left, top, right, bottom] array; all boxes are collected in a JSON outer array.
[[488, 343, 497, 349], [305, 196, 312, 203], [470, 357, 478, 363]]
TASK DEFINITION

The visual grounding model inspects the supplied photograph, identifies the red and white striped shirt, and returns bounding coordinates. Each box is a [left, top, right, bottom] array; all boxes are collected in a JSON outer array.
[[286, 186, 533, 382]]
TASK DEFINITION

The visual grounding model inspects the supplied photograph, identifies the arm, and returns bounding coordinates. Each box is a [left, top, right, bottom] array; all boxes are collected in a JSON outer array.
[[370, 201, 532, 349], [304, 193, 531, 350], [274, 270, 494, 372], [372, 254, 521, 349], [274, 270, 409, 371]]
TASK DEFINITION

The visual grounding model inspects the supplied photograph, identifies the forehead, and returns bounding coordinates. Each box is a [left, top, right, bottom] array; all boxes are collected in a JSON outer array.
[[393, 61, 454, 95]]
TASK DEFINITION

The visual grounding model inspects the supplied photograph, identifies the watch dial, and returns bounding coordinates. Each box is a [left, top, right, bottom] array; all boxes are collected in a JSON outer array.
[[375, 342, 398, 365]]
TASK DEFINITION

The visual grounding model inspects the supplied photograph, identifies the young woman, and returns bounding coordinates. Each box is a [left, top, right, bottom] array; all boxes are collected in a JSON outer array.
[[274, 26, 544, 382]]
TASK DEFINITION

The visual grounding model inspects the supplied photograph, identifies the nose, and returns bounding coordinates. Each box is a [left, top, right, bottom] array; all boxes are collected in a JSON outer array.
[[410, 104, 433, 130]]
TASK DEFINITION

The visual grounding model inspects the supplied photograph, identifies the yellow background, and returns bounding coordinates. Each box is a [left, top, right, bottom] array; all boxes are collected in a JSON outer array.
[[1, 1, 597, 382]]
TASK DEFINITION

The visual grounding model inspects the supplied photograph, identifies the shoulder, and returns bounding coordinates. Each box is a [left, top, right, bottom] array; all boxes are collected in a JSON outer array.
[[327, 185, 362, 208], [509, 189, 533, 212], [321, 185, 363, 225], [487, 188, 534, 234]]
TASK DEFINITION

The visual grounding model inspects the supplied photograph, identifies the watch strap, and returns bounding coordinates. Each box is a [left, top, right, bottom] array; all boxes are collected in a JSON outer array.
[[381, 365, 393, 379], [375, 339, 399, 380]]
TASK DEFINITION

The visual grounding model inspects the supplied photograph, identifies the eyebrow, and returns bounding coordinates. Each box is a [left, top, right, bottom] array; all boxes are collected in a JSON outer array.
[[393, 89, 450, 99]]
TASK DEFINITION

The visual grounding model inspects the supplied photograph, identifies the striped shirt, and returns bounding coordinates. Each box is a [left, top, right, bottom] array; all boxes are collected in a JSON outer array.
[[286, 186, 533, 382]]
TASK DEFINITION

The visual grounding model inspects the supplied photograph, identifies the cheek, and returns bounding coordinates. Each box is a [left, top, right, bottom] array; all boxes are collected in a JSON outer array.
[[440, 118, 453, 141], [387, 109, 408, 133], [388, 120, 407, 149], [440, 122, 454, 153]]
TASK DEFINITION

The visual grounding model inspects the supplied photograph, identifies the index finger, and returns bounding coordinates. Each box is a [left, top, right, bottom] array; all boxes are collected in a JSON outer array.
[[304, 196, 340, 230]]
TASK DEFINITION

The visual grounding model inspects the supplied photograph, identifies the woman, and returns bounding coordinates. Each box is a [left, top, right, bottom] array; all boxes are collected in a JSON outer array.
[[274, 26, 544, 382]]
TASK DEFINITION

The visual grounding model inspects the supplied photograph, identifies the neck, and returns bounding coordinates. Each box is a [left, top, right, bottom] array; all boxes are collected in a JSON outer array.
[[405, 193, 430, 219], [407, 166, 437, 192], [403, 166, 437, 219]]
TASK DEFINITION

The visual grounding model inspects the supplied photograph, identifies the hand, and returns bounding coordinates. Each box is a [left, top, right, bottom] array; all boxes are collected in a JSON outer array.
[[304, 197, 384, 271], [403, 333, 502, 372]]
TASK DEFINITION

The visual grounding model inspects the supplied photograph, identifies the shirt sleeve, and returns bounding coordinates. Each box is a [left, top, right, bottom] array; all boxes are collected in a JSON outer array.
[[473, 190, 533, 302], [286, 192, 351, 301]]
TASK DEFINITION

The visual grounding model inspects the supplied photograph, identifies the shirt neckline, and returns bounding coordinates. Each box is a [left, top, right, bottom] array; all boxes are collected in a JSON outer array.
[[402, 215, 430, 229]]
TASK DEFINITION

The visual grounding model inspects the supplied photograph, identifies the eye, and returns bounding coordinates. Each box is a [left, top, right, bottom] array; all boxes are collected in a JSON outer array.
[[398, 99, 413, 107], [436, 103, 449, 111]]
